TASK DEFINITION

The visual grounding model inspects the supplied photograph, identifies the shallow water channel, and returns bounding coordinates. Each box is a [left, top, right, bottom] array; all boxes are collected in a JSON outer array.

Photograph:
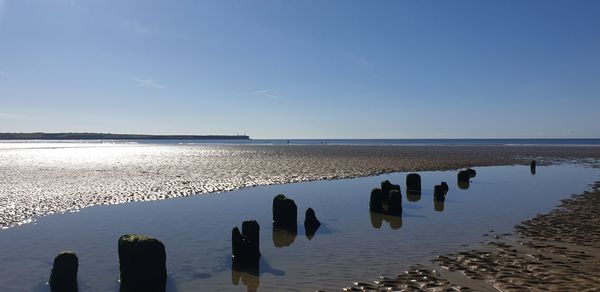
[[0, 164, 598, 291]]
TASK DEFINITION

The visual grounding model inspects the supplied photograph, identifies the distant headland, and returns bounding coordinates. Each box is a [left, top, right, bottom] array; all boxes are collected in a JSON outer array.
[[0, 132, 250, 140]]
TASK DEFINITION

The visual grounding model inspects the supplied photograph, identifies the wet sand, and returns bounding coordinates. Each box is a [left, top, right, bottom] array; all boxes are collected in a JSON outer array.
[[342, 182, 600, 291], [2, 144, 600, 228]]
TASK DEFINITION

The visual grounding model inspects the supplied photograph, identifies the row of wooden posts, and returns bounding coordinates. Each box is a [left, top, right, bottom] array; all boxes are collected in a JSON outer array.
[[231, 194, 321, 268], [368, 168, 477, 217], [48, 194, 321, 292], [50, 234, 167, 292], [49, 162, 537, 291], [369, 161, 537, 217]]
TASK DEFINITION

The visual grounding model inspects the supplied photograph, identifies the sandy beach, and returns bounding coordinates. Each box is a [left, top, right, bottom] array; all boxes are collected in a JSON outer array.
[[2, 144, 600, 228], [343, 182, 600, 291]]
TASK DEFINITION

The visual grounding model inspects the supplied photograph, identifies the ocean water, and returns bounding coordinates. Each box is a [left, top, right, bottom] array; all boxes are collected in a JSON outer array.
[[3, 138, 600, 146], [0, 164, 598, 291], [244, 138, 600, 146]]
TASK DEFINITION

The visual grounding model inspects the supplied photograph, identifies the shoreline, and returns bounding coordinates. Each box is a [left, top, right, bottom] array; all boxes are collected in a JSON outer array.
[[2, 144, 600, 229], [342, 181, 600, 291]]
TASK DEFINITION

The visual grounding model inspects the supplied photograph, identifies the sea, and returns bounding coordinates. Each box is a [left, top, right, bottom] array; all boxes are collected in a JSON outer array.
[[3, 138, 600, 146]]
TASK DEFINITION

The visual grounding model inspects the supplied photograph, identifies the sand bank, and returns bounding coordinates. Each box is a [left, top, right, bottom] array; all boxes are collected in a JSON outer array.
[[342, 182, 600, 291], [2, 144, 600, 228]]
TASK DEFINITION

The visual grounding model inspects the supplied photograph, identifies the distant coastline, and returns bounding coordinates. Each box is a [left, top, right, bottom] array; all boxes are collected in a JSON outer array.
[[0, 132, 250, 140]]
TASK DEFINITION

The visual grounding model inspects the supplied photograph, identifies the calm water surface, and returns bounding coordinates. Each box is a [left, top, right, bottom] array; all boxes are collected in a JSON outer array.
[[4, 138, 600, 146], [0, 164, 598, 291]]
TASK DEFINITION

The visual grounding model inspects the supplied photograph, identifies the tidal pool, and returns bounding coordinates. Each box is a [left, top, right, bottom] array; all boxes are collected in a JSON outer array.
[[0, 164, 598, 291]]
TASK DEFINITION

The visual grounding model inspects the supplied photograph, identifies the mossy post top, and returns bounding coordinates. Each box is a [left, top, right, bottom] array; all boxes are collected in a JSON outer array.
[[118, 234, 167, 292], [274, 194, 288, 201], [117, 234, 166, 260], [119, 234, 159, 243]]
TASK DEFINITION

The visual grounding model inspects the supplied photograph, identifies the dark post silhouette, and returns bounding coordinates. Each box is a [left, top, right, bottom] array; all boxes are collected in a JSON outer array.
[[118, 234, 167, 292], [272, 194, 298, 247], [242, 220, 260, 255], [457, 170, 470, 182], [272, 194, 297, 229], [232, 220, 261, 268], [369, 181, 403, 229], [434, 184, 446, 202], [369, 188, 383, 212], [232, 227, 244, 259], [457, 170, 470, 189], [440, 182, 449, 193], [388, 189, 403, 215], [380, 180, 393, 204], [49, 251, 78, 292], [304, 208, 321, 239], [406, 173, 422, 193], [466, 168, 476, 178], [530, 160, 536, 175], [380, 180, 400, 206]]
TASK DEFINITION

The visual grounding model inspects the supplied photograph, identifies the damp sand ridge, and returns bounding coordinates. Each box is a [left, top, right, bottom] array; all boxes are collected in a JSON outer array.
[[342, 182, 600, 291], [2, 143, 600, 228]]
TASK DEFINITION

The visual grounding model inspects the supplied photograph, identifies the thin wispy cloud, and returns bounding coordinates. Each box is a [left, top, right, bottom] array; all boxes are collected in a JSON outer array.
[[253, 89, 286, 100], [132, 78, 166, 89]]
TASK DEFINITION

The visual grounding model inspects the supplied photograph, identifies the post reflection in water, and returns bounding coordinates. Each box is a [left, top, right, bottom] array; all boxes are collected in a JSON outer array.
[[406, 191, 421, 202], [434, 200, 445, 212], [369, 211, 402, 230], [272, 226, 297, 248], [305, 227, 316, 240], [457, 180, 470, 190], [231, 261, 259, 292]]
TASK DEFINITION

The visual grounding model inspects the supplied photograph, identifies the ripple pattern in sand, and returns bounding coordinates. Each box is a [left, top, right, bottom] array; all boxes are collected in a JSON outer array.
[[2, 143, 600, 228]]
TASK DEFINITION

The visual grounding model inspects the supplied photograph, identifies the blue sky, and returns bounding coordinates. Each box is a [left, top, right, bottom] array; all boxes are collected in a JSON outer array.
[[0, 0, 599, 138]]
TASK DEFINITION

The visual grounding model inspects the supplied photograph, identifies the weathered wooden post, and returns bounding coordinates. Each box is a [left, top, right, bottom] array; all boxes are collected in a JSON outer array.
[[466, 168, 476, 178], [232, 220, 261, 267], [272, 194, 297, 230], [369, 188, 383, 212], [304, 208, 321, 239], [388, 189, 403, 215], [118, 234, 167, 292], [457, 170, 470, 182], [49, 251, 78, 292], [457, 170, 470, 189], [406, 173, 422, 193], [434, 184, 446, 201]]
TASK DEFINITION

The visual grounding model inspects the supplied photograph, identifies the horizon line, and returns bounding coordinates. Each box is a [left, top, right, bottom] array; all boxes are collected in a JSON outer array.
[[1, 132, 599, 140]]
